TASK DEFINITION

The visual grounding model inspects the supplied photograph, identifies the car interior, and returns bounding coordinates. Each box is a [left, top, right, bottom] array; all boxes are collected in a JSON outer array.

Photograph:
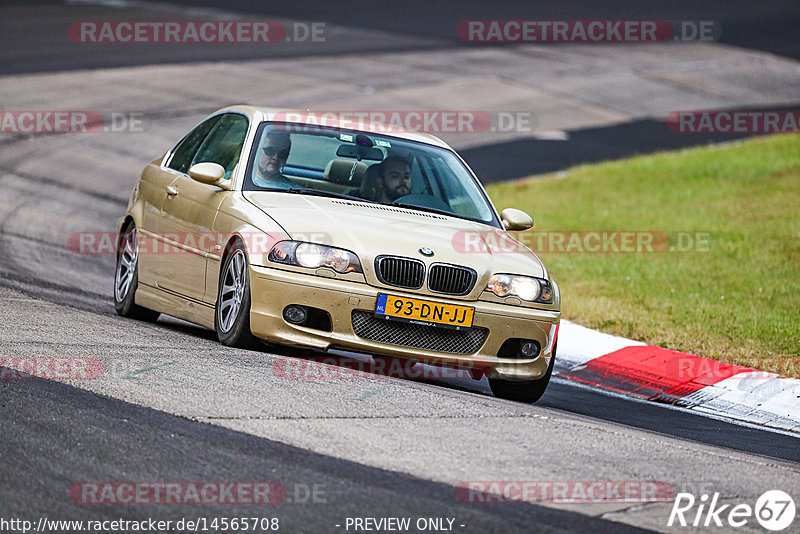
[[239, 125, 494, 223]]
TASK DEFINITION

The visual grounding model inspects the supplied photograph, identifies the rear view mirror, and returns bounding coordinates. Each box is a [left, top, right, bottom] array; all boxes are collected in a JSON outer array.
[[336, 144, 384, 161], [188, 162, 225, 185]]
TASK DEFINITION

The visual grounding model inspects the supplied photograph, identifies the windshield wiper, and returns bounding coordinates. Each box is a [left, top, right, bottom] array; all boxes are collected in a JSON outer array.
[[285, 188, 377, 203], [391, 202, 456, 218]]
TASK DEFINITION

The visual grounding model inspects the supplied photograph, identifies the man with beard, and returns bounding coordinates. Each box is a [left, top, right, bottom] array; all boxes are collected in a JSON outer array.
[[375, 155, 412, 203]]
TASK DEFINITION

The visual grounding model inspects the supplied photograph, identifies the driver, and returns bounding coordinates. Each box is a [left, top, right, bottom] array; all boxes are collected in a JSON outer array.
[[253, 130, 294, 188], [375, 155, 411, 202]]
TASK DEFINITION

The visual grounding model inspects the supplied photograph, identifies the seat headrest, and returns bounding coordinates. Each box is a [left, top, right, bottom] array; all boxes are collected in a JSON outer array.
[[359, 163, 383, 199], [324, 159, 367, 185]]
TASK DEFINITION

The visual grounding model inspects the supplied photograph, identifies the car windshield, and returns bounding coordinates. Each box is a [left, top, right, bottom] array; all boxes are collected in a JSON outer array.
[[242, 122, 498, 225]]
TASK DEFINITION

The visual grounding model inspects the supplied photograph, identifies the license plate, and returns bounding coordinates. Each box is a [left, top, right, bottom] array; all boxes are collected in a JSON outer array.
[[375, 294, 474, 329]]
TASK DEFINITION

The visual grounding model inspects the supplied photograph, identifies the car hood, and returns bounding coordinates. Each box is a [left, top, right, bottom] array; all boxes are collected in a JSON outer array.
[[244, 192, 546, 297]]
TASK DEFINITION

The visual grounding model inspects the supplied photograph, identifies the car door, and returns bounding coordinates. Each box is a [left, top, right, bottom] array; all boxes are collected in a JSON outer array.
[[156, 113, 249, 302], [138, 114, 223, 288]]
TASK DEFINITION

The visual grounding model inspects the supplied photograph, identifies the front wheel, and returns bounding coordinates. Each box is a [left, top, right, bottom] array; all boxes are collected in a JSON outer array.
[[489, 343, 556, 403], [114, 221, 160, 322], [215, 240, 261, 350]]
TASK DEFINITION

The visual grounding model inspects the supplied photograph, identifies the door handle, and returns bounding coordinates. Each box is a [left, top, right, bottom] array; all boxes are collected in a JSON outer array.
[[166, 186, 179, 196]]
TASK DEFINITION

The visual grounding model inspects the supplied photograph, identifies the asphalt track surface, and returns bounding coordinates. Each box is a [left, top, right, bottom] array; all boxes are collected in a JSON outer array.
[[1, 2, 799, 533], [1, 371, 655, 533], [4, 0, 799, 74], [1, 111, 799, 533], [2, 1, 800, 180]]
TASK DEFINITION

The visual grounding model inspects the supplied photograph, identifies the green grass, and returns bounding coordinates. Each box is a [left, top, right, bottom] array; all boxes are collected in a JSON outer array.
[[486, 134, 800, 376]]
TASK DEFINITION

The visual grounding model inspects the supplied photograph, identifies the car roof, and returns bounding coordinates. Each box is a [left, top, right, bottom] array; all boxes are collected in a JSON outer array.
[[216, 105, 454, 150]]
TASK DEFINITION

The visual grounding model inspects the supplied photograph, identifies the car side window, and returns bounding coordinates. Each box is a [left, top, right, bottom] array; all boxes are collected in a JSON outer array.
[[191, 114, 249, 179], [166, 115, 223, 174]]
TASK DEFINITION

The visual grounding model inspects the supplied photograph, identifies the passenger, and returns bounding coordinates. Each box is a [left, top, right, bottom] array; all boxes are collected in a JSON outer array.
[[253, 131, 294, 188], [349, 162, 382, 200]]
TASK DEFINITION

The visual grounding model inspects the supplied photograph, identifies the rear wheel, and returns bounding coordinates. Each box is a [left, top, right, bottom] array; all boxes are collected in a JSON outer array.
[[114, 221, 160, 322], [489, 343, 556, 403], [215, 240, 261, 349]]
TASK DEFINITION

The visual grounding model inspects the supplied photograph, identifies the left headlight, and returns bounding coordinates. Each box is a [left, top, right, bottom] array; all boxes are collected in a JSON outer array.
[[268, 241, 362, 274], [486, 274, 553, 304]]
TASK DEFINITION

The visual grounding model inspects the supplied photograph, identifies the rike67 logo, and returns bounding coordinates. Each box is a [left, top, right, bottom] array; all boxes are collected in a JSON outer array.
[[669, 490, 795, 531]]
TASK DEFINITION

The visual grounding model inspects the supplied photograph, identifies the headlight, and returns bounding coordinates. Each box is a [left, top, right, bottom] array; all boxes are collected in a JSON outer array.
[[486, 274, 553, 303], [268, 241, 362, 274], [295, 243, 326, 268]]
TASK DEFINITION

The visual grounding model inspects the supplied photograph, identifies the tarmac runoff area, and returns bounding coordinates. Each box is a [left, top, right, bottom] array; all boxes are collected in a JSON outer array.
[[2, 33, 800, 157], [1, 16, 799, 532]]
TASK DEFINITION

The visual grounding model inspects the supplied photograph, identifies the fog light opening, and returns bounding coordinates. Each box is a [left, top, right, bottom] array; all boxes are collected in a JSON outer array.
[[519, 340, 541, 358], [469, 367, 487, 381], [283, 305, 308, 325]]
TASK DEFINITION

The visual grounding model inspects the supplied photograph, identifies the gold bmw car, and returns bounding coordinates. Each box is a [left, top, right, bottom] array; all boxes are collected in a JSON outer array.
[[115, 105, 560, 402]]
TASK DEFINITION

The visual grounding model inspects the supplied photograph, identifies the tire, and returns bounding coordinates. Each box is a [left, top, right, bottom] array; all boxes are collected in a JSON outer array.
[[215, 240, 261, 349], [114, 221, 160, 322], [488, 342, 556, 403]]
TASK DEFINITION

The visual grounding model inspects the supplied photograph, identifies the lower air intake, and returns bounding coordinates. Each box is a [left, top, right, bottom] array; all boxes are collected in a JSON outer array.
[[351, 310, 488, 355]]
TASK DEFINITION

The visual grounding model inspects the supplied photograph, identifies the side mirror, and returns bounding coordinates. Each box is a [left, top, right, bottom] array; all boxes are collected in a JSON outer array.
[[188, 162, 225, 185], [500, 208, 533, 231]]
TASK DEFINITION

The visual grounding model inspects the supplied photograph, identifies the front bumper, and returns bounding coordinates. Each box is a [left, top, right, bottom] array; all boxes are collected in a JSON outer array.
[[249, 264, 560, 380]]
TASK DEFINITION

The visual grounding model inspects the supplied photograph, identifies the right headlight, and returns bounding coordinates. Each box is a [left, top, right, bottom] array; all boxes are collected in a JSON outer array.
[[267, 241, 362, 274], [485, 274, 553, 304]]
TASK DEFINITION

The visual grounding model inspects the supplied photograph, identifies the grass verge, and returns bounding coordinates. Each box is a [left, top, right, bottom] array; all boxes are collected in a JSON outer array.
[[486, 133, 800, 377]]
